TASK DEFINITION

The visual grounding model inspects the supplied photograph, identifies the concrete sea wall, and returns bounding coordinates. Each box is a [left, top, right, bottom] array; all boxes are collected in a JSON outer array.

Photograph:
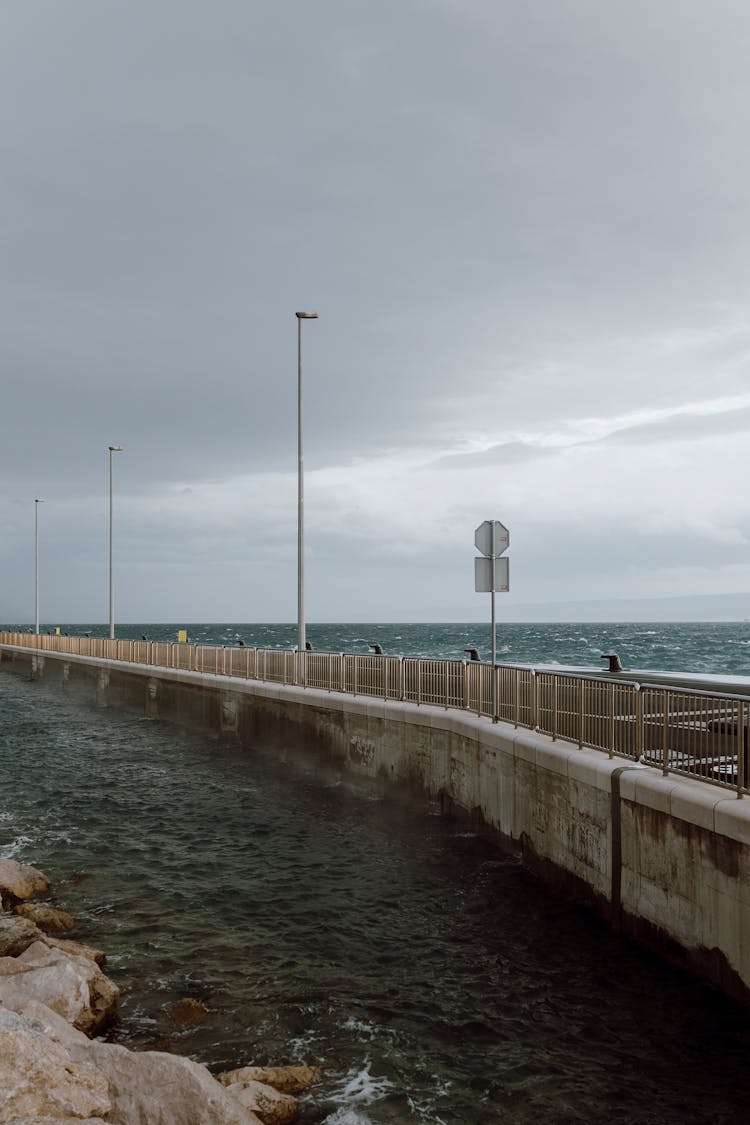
[[3, 644, 750, 1004]]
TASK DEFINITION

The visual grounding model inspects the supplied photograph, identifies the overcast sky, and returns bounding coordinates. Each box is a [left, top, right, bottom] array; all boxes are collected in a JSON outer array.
[[2, 0, 749, 624]]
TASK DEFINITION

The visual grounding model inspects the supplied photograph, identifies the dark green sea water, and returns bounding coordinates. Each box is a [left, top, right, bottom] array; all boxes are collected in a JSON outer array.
[[6, 620, 750, 676], [2, 624, 750, 1122]]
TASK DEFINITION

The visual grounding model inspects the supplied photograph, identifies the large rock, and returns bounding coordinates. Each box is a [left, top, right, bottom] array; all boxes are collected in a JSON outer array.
[[0, 941, 119, 1035], [0, 1008, 111, 1123], [17, 1001, 91, 1048], [223, 1080, 298, 1124], [163, 997, 211, 1027], [67, 1041, 265, 1125], [0, 915, 105, 966], [218, 1064, 321, 1095], [42, 936, 107, 966], [0, 859, 50, 903], [0, 912, 44, 956], [15, 903, 75, 933]]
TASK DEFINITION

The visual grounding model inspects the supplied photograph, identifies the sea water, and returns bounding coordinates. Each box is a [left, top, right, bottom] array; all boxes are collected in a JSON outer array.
[[2, 658, 750, 1123]]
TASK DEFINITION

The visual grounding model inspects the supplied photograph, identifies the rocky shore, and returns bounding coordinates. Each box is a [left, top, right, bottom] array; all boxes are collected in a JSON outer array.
[[0, 858, 320, 1124]]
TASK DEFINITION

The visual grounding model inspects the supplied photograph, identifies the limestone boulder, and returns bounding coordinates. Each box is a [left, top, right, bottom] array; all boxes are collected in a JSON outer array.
[[0, 941, 119, 1035], [0, 911, 44, 956], [67, 1040, 265, 1125], [42, 936, 107, 966], [223, 1080, 298, 1124], [15, 903, 75, 933], [0, 1008, 111, 1123], [219, 1064, 321, 1096], [17, 1001, 91, 1048], [0, 858, 50, 903]]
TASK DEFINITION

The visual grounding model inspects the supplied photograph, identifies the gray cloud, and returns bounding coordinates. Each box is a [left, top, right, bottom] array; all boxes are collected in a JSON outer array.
[[428, 442, 558, 470], [2, 1, 750, 620], [594, 406, 750, 448]]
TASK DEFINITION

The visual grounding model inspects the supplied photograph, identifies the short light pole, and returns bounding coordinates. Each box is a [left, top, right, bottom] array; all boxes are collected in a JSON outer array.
[[295, 312, 318, 653], [34, 498, 44, 635], [108, 445, 123, 639]]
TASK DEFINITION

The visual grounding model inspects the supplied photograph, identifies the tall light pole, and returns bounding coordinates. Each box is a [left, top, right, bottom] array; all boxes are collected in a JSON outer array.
[[34, 498, 44, 635], [108, 445, 123, 639], [295, 311, 318, 652]]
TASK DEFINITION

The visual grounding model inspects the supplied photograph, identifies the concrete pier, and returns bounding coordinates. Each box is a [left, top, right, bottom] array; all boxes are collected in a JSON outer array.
[[3, 641, 750, 1004]]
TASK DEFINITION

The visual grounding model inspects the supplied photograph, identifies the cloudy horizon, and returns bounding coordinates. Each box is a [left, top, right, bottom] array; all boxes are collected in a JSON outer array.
[[2, 1, 749, 625]]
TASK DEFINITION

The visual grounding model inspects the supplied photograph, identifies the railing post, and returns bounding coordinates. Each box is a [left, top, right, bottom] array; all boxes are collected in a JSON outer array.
[[399, 657, 405, 702], [492, 664, 498, 724], [608, 682, 615, 759], [737, 700, 746, 799], [661, 689, 669, 776], [463, 661, 469, 712], [635, 685, 644, 762], [577, 678, 584, 748], [552, 677, 558, 741], [514, 669, 520, 729], [530, 670, 538, 730]]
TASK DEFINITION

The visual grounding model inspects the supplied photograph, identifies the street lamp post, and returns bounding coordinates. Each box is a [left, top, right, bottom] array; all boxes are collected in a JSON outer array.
[[295, 312, 318, 653], [34, 498, 44, 635], [108, 445, 123, 639]]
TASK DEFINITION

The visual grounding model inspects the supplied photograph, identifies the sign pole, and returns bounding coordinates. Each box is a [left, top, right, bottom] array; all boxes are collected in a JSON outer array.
[[491, 522, 497, 722], [474, 519, 509, 725]]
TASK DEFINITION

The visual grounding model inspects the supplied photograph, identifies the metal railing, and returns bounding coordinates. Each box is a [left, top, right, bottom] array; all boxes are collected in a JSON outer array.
[[1, 632, 747, 797]]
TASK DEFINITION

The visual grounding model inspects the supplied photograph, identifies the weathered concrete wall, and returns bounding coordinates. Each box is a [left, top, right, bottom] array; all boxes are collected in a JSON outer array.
[[3, 643, 750, 1002]]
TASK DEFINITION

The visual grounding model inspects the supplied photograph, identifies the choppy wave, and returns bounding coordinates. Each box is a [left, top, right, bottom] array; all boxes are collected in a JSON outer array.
[[0, 833, 32, 859], [5, 620, 750, 676]]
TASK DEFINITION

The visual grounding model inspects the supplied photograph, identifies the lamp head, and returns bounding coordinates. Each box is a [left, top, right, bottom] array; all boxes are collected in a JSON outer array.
[[295, 312, 319, 319], [34, 498, 45, 504], [108, 445, 124, 452]]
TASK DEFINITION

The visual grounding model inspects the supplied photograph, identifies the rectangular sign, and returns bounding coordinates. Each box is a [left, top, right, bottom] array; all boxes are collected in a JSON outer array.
[[474, 556, 509, 592]]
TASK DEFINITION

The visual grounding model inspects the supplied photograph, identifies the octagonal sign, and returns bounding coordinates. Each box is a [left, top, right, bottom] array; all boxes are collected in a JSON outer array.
[[474, 520, 509, 558]]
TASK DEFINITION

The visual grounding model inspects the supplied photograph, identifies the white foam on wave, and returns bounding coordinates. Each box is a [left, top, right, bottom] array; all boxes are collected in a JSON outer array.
[[42, 831, 73, 846], [0, 834, 32, 859], [328, 1059, 395, 1107], [323, 1110, 373, 1124], [341, 1016, 379, 1038], [287, 1027, 321, 1056]]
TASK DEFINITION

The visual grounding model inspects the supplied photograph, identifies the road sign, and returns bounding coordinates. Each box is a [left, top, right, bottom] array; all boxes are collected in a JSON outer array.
[[474, 556, 509, 593], [474, 520, 509, 558]]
